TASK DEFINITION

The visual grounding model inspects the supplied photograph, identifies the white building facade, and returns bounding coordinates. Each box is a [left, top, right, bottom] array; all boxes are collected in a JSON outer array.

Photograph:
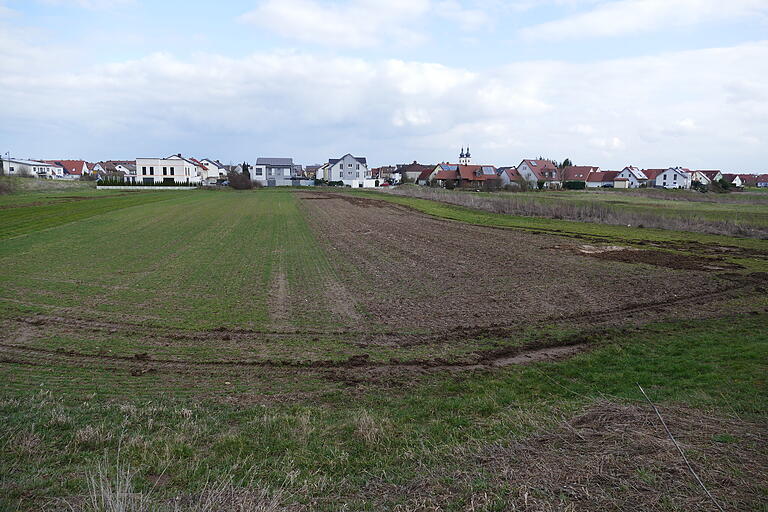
[[656, 167, 691, 189], [3, 159, 62, 179], [135, 155, 203, 185], [615, 166, 648, 188], [325, 154, 375, 187], [200, 159, 227, 184]]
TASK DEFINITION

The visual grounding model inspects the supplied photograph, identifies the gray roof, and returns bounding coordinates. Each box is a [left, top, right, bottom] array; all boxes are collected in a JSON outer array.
[[257, 157, 294, 166], [328, 154, 367, 166]]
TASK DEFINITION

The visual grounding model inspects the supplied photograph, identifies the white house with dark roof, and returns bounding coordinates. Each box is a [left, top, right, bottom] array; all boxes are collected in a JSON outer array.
[[615, 166, 648, 188], [323, 154, 374, 187], [200, 158, 227, 184], [252, 157, 300, 186], [656, 167, 691, 189], [135, 154, 203, 184]]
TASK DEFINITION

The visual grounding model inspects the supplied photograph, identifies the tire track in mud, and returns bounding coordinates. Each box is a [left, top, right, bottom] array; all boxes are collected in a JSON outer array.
[[0, 270, 763, 379], [4, 269, 763, 349]]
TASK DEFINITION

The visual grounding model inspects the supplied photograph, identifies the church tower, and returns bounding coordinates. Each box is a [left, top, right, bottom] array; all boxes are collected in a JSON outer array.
[[459, 146, 471, 166]]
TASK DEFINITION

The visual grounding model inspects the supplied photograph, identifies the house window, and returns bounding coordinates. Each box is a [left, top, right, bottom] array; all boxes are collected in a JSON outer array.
[[356, 164, 360, 170], [149, 167, 154, 174], [348, 163, 353, 168], [170, 168, 175, 176], [142, 166, 147, 174], [163, 167, 167, 176], [356, 172, 360, 177]]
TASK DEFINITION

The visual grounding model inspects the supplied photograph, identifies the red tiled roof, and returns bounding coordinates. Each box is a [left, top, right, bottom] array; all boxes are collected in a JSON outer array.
[[586, 171, 620, 182], [561, 166, 598, 181], [44, 160, 86, 175], [417, 168, 433, 181], [434, 170, 459, 180], [738, 174, 758, 186], [500, 167, 520, 180], [521, 159, 558, 181], [641, 169, 665, 180], [457, 165, 498, 181], [698, 170, 721, 179]]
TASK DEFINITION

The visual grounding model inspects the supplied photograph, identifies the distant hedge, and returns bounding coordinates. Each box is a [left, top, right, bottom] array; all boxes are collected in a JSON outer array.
[[97, 179, 200, 187], [563, 180, 586, 190]]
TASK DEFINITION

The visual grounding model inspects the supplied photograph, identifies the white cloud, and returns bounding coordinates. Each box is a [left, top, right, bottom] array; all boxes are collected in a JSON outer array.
[[521, 0, 768, 40], [239, 0, 431, 48], [434, 1, 492, 30], [0, 32, 766, 169], [39, 0, 135, 8], [240, 0, 495, 47]]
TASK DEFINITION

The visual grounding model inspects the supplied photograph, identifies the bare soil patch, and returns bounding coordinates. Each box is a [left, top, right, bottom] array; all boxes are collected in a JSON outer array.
[[297, 192, 734, 331], [551, 243, 745, 271]]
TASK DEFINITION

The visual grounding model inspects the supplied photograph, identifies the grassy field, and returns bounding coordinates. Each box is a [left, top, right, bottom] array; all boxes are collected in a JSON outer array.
[[384, 186, 768, 238], [1, 187, 766, 511]]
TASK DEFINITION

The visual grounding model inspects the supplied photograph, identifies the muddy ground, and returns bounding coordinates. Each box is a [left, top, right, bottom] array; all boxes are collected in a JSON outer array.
[[298, 192, 749, 331]]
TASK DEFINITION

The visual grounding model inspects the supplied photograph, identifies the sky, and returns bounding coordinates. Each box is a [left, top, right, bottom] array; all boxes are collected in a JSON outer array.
[[0, 0, 766, 170]]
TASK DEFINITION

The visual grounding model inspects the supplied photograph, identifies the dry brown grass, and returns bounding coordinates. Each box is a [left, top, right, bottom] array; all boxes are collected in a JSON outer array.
[[60, 462, 289, 512], [385, 186, 768, 238], [357, 401, 768, 511]]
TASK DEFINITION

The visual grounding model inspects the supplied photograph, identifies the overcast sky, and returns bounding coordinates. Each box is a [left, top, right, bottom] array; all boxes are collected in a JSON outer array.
[[1, 0, 766, 170]]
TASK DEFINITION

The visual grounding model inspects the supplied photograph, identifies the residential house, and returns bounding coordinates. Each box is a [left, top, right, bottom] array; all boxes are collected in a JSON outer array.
[[398, 161, 433, 183], [516, 159, 560, 188], [426, 163, 498, 189], [222, 164, 243, 176], [416, 167, 436, 186], [496, 166, 522, 187], [656, 167, 691, 189], [252, 157, 300, 186], [615, 166, 648, 188], [756, 174, 768, 188], [458, 165, 499, 189], [721, 174, 743, 187], [429, 164, 459, 188], [4, 158, 62, 179], [586, 171, 620, 188], [98, 161, 137, 182], [697, 170, 723, 185], [200, 159, 227, 184], [45, 160, 89, 179], [304, 165, 322, 180], [562, 166, 599, 184], [135, 154, 203, 184], [641, 169, 666, 187], [323, 154, 375, 187], [738, 174, 759, 187]]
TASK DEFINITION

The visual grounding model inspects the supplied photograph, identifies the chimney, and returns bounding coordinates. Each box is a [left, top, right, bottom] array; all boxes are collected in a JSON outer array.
[[178, 153, 182, 158]]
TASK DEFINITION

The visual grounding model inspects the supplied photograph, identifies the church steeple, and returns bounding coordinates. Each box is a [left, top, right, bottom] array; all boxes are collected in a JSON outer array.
[[459, 145, 471, 165]]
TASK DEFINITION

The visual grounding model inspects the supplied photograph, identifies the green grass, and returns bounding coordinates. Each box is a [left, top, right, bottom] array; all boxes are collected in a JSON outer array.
[[0, 190, 191, 239], [1, 314, 766, 510], [1, 187, 766, 510]]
